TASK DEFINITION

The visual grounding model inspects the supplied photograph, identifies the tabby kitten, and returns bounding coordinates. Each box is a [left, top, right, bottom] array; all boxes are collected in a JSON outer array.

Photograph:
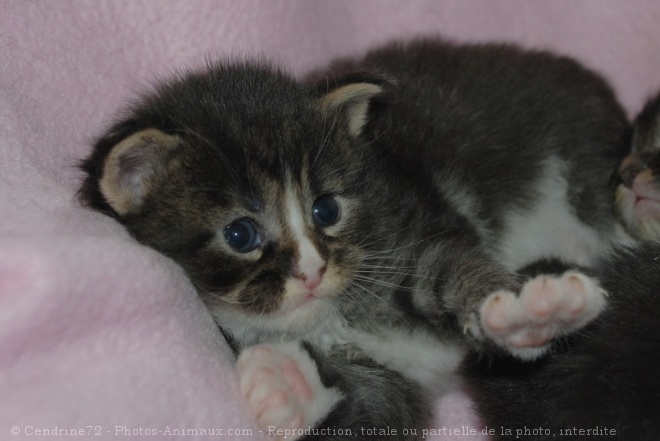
[[616, 90, 660, 240], [79, 39, 630, 440]]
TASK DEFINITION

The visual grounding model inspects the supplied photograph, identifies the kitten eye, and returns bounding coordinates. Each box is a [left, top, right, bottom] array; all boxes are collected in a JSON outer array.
[[312, 195, 340, 227], [223, 218, 262, 252]]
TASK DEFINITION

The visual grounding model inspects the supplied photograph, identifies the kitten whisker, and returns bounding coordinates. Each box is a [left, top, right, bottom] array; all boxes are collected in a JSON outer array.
[[360, 230, 451, 258], [342, 285, 375, 320], [360, 255, 423, 262], [356, 271, 439, 283], [345, 280, 409, 325], [353, 275, 403, 290], [358, 264, 417, 270], [352, 216, 433, 250], [215, 297, 257, 306]]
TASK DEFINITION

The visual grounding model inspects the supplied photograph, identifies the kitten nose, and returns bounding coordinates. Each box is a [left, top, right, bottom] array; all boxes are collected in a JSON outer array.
[[293, 265, 326, 290]]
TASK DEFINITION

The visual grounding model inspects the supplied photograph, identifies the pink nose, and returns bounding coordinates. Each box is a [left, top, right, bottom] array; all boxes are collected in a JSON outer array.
[[293, 266, 326, 290]]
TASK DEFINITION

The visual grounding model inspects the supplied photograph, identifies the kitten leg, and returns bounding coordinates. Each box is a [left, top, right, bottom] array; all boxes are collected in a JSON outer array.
[[469, 269, 607, 360], [237, 342, 343, 440], [412, 243, 605, 359], [308, 345, 432, 441]]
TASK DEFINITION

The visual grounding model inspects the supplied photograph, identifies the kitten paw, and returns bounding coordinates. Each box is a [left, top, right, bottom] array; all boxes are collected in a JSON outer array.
[[237, 343, 342, 440], [472, 271, 607, 359]]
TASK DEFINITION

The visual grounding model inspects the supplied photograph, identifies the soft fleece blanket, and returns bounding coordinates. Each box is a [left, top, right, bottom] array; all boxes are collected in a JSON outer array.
[[1, 1, 659, 440]]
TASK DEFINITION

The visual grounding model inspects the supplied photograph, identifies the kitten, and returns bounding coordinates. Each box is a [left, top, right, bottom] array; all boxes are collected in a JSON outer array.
[[462, 243, 660, 441], [79, 39, 630, 440], [462, 90, 660, 441], [616, 90, 660, 240], [309, 40, 633, 269]]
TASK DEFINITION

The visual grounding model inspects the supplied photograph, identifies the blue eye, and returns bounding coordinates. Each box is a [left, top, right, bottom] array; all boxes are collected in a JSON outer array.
[[223, 218, 261, 252], [312, 195, 340, 227]]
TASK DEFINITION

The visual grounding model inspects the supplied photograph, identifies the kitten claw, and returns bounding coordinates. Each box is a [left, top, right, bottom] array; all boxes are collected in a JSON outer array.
[[237, 343, 343, 440], [475, 271, 607, 360]]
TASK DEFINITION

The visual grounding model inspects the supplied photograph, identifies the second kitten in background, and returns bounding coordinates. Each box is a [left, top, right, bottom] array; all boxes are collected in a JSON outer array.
[[616, 91, 660, 240], [465, 92, 660, 441]]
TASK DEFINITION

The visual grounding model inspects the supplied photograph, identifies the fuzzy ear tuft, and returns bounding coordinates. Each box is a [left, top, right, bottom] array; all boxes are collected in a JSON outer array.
[[319, 82, 383, 137], [99, 129, 179, 215]]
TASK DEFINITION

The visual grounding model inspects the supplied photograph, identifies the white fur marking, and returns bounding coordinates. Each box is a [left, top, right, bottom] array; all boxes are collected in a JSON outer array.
[[354, 328, 466, 393], [285, 186, 325, 278], [496, 159, 608, 269]]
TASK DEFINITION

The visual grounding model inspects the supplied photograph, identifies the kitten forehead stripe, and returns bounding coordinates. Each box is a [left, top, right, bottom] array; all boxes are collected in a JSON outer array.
[[284, 181, 325, 279]]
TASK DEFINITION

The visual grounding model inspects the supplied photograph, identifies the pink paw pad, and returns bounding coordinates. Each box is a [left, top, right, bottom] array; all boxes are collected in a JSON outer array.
[[237, 345, 312, 436], [236, 343, 342, 440], [479, 271, 607, 359]]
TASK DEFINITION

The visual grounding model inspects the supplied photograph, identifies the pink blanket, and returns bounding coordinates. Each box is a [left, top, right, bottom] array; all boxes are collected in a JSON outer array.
[[2, 1, 659, 440]]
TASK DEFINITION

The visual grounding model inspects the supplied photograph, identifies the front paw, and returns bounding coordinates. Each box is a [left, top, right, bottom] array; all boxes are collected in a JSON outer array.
[[237, 342, 343, 440], [468, 271, 607, 359]]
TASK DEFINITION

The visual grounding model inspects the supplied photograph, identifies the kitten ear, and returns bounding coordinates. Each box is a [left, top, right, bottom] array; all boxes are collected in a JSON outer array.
[[99, 129, 179, 215], [632, 91, 660, 153], [317, 76, 385, 137]]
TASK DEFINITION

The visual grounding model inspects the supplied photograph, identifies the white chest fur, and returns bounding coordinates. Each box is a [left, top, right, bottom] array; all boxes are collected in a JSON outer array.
[[494, 159, 628, 270], [280, 317, 467, 394], [351, 328, 466, 393]]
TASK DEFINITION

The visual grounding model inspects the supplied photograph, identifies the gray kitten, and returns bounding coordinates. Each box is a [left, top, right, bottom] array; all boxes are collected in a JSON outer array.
[[79, 39, 631, 440]]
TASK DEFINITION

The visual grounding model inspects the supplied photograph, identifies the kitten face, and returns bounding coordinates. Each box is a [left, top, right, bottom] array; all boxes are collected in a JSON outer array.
[[79, 62, 385, 335], [615, 92, 660, 240], [163, 135, 367, 334]]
